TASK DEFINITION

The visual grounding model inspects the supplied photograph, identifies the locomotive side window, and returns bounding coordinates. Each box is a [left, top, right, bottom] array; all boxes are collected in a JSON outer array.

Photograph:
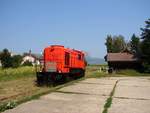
[[78, 54, 82, 60], [65, 52, 70, 65]]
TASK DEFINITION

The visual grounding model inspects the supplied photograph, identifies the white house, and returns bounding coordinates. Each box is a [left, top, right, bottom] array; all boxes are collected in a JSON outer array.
[[22, 53, 42, 66]]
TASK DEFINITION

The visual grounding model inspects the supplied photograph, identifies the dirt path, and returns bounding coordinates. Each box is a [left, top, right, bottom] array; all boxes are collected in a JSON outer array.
[[3, 77, 150, 113]]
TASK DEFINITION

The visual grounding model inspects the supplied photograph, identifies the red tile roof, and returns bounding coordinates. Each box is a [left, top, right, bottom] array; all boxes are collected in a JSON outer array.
[[106, 52, 139, 62]]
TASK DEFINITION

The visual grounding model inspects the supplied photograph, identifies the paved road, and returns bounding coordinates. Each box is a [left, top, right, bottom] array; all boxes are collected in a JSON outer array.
[[3, 77, 150, 113], [109, 77, 150, 113]]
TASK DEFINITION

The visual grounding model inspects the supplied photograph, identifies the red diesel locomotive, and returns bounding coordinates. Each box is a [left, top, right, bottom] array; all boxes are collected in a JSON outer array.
[[36, 45, 86, 84]]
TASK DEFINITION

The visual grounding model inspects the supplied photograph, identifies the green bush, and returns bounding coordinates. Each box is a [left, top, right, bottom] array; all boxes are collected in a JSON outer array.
[[143, 63, 150, 73], [22, 61, 33, 66], [0, 101, 17, 112], [12, 55, 23, 68]]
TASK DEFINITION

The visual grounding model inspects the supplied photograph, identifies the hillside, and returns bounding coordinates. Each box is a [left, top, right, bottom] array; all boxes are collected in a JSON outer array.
[[85, 56, 106, 65]]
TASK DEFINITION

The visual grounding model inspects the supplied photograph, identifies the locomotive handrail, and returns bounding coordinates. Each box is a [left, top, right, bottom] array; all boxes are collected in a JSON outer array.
[[35, 60, 44, 72]]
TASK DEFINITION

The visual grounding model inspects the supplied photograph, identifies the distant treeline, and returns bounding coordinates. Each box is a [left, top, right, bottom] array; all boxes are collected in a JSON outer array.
[[105, 18, 150, 72], [0, 49, 32, 68]]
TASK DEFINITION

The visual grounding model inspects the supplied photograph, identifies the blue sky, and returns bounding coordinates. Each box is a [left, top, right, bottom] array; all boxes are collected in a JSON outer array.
[[0, 0, 150, 58]]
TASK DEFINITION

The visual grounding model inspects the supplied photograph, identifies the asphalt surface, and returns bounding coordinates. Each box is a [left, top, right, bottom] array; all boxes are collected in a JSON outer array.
[[3, 77, 150, 113]]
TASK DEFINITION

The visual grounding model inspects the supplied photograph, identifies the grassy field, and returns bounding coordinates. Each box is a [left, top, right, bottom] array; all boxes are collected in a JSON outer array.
[[0, 65, 150, 112], [116, 69, 150, 76], [0, 66, 85, 112], [0, 66, 35, 81], [85, 65, 108, 78], [0, 66, 51, 111], [0, 65, 104, 107]]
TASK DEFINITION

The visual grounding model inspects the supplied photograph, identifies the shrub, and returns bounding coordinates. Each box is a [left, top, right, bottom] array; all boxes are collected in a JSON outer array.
[[12, 55, 23, 68], [0, 101, 17, 112], [143, 63, 150, 73], [22, 60, 33, 66]]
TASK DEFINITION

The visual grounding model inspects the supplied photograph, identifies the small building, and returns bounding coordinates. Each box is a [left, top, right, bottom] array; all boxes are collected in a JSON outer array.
[[22, 52, 42, 66], [105, 52, 142, 70]]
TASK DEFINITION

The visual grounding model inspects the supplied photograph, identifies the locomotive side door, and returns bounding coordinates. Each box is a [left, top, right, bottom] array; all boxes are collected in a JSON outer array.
[[65, 52, 70, 67]]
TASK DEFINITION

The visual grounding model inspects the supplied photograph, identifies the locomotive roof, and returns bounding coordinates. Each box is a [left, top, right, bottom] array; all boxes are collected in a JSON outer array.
[[46, 45, 84, 54], [51, 45, 64, 47]]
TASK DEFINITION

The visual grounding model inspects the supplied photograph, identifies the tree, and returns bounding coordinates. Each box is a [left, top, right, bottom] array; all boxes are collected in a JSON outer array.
[[0, 49, 12, 68], [130, 34, 140, 54], [140, 19, 150, 72], [105, 35, 126, 53], [141, 19, 150, 62], [105, 35, 113, 52], [0, 49, 23, 68], [113, 35, 126, 52], [12, 55, 23, 68]]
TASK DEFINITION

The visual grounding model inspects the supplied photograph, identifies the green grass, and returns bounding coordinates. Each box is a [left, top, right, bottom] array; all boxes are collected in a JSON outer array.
[[104, 97, 112, 108], [0, 66, 35, 81], [87, 65, 150, 77], [0, 101, 17, 112], [88, 64, 108, 66], [0, 66, 38, 111], [85, 65, 108, 78], [102, 80, 118, 113], [116, 69, 150, 76]]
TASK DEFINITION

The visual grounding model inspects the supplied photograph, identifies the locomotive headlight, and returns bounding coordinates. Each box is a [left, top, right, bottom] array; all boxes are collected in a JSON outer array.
[[58, 70, 62, 73]]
